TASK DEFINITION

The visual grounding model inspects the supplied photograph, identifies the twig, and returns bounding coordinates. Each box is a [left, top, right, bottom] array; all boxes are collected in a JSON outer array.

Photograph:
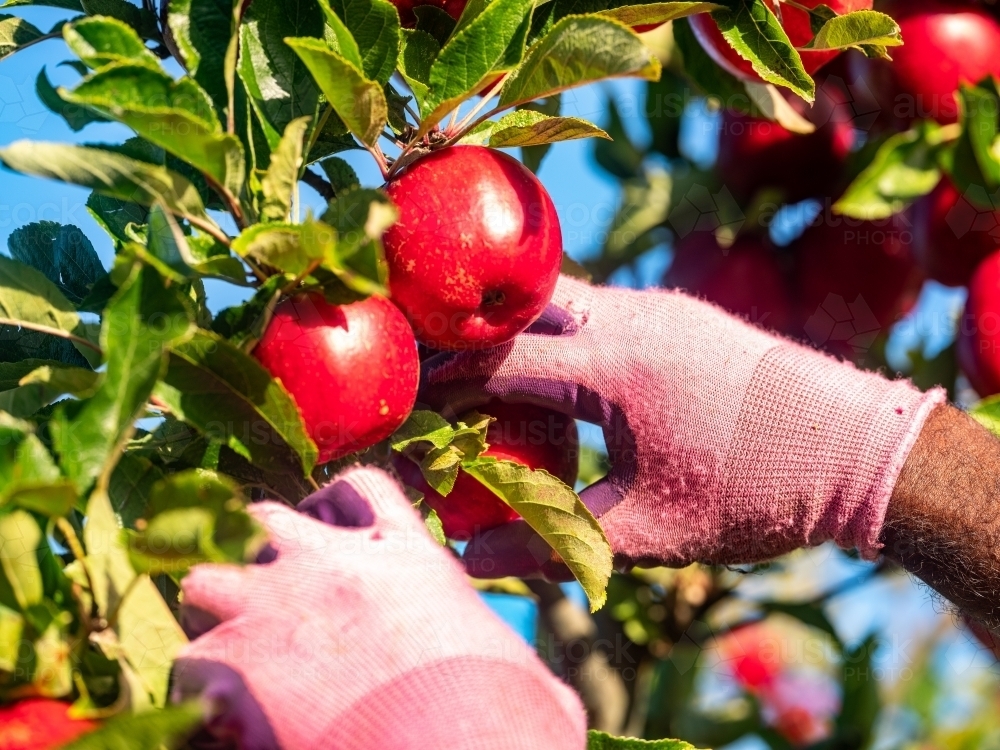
[[302, 106, 334, 175], [302, 169, 336, 201], [449, 75, 509, 137], [188, 214, 232, 247], [366, 142, 391, 180], [280, 259, 321, 296], [0, 318, 102, 355], [56, 517, 99, 621]]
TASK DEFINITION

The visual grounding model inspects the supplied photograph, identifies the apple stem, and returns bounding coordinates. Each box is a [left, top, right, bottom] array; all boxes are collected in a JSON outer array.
[[280, 259, 322, 297], [450, 76, 508, 138], [366, 142, 391, 180]]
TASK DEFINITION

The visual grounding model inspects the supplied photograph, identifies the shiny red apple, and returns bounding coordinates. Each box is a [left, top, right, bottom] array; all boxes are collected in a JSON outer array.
[[792, 216, 923, 360], [664, 233, 795, 334], [850, 1, 1000, 124], [689, 0, 873, 83], [958, 251, 1000, 396], [383, 146, 562, 351], [715, 82, 856, 204], [913, 177, 1000, 287], [253, 293, 419, 464], [0, 699, 98, 750], [394, 401, 579, 539]]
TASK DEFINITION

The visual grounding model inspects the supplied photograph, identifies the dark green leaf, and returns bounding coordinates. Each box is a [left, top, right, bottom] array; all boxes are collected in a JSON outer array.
[[211, 273, 285, 350], [51, 264, 195, 494], [108, 452, 164, 528], [835, 635, 879, 747], [80, 0, 158, 37], [326, 0, 400, 85], [285, 36, 388, 147], [155, 330, 318, 476], [498, 16, 661, 109], [0, 13, 43, 60], [8, 221, 106, 304], [673, 16, 760, 115], [87, 191, 149, 244], [318, 155, 360, 193], [166, 0, 238, 114], [36, 67, 108, 132], [710, 0, 814, 102], [398, 28, 439, 107], [63, 16, 158, 69], [0, 255, 88, 356], [952, 79, 1000, 202], [0, 413, 76, 516]]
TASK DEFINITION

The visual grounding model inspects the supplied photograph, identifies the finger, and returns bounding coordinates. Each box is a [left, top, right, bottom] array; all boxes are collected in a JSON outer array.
[[326, 466, 429, 538], [181, 564, 252, 624], [296, 479, 376, 529]]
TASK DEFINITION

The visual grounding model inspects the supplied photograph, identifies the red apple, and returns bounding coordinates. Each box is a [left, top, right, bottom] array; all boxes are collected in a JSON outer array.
[[689, 0, 873, 83], [664, 233, 796, 334], [253, 293, 419, 464], [391, 0, 467, 27], [792, 216, 923, 360], [715, 82, 856, 203], [958, 251, 1000, 396], [393, 401, 579, 539], [912, 178, 1000, 287], [383, 146, 562, 351], [850, 1, 1000, 124], [0, 699, 98, 750]]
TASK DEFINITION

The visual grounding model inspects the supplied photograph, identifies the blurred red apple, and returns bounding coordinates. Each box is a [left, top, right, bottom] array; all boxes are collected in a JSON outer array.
[[958, 250, 1000, 395], [0, 699, 98, 750], [664, 233, 795, 334], [912, 177, 1000, 287], [850, 1, 1000, 124]]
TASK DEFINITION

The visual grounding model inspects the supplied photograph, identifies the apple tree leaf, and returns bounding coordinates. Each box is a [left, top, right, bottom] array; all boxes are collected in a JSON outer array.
[[8, 221, 107, 304], [391, 409, 491, 495], [259, 116, 310, 222], [498, 16, 661, 109], [285, 36, 388, 147], [59, 703, 204, 750], [586, 731, 700, 749], [63, 16, 158, 69], [0, 13, 43, 60], [709, 0, 814, 102], [803, 9, 902, 52], [325, 0, 401, 85], [155, 330, 318, 476], [596, 1, 722, 28], [834, 123, 946, 220], [951, 79, 1000, 203], [462, 456, 612, 611], [166, 0, 240, 113], [462, 110, 610, 147]]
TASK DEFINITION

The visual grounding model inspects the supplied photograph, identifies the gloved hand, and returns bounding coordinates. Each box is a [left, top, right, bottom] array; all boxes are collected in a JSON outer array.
[[171, 467, 586, 750], [420, 276, 945, 575]]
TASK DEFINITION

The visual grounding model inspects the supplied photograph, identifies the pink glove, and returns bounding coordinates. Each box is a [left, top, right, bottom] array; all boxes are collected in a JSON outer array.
[[421, 276, 945, 575], [171, 467, 586, 749]]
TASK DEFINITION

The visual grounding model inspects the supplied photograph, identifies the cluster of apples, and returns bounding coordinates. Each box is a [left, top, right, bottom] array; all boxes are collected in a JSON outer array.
[[676, 1, 1000, 379], [253, 146, 572, 536]]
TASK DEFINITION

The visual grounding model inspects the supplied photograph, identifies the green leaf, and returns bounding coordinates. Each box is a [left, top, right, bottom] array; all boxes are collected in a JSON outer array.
[[0, 141, 217, 234], [587, 731, 699, 749], [31, 620, 73, 697], [398, 28, 439, 107], [87, 191, 149, 245], [210, 273, 285, 350], [0, 413, 73, 516], [326, 0, 401, 85], [167, 0, 240, 114], [673, 16, 761, 116], [952, 80, 1000, 200], [391, 409, 491, 494], [318, 155, 360, 193], [596, 2, 722, 28], [127, 470, 265, 575], [971, 395, 1000, 437], [0, 255, 90, 358], [498, 16, 661, 109], [59, 703, 204, 750], [237, 0, 325, 148], [835, 634, 879, 747], [285, 36, 388, 147], [80, 0, 157, 35], [63, 16, 158, 69], [83, 488, 188, 706], [419, 0, 535, 130], [51, 264, 196, 494], [834, 123, 945, 220], [108, 452, 165, 528], [0, 13, 43, 60], [463, 110, 609, 147], [1, 0, 83, 9], [0, 510, 43, 609], [155, 330, 318, 476], [710, 0, 814, 102], [462, 457, 612, 611], [63, 64, 246, 199], [320, 188, 395, 294], [8, 221, 106, 304], [0, 603, 24, 672], [259, 116, 310, 222], [36, 67, 109, 132], [231, 222, 321, 274], [803, 9, 902, 52]]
